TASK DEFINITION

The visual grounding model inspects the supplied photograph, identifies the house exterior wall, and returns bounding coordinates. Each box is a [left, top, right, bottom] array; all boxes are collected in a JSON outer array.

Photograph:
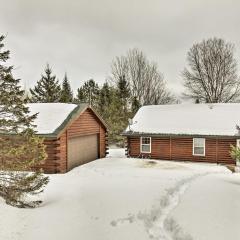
[[42, 108, 107, 174], [42, 138, 62, 173], [127, 136, 236, 165]]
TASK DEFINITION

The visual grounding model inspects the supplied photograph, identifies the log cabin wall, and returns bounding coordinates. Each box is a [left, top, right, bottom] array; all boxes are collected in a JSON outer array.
[[99, 126, 106, 158], [0, 107, 107, 174], [42, 108, 107, 173], [217, 138, 236, 164], [127, 137, 141, 157], [127, 136, 236, 165], [58, 132, 67, 173], [42, 139, 61, 173], [67, 108, 107, 158]]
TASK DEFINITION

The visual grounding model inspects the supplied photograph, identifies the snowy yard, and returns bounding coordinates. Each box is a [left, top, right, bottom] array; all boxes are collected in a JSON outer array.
[[0, 148, 239, 240]]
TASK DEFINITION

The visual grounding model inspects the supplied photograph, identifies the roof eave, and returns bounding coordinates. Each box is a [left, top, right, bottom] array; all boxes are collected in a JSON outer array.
[[122, 131, 240, 139], [1, 104, 108, 139], [37, 104, 108, 138]]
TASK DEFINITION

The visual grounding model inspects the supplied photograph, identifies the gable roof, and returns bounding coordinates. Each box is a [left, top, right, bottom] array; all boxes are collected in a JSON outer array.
[[123, 103, 240, 137], [27, 103, 106, 138]]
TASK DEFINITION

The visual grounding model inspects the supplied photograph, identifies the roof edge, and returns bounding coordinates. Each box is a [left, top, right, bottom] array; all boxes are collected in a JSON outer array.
[[88, 107, 108, 130], [1, 104, 108, 139], [42, 104, 108, 138], [52, 104, 87, 137], [122, 131, 240, 139]]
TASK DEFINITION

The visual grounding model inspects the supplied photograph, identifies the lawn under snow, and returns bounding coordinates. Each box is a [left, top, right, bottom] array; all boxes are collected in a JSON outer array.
[[0, 148, 240, 240]]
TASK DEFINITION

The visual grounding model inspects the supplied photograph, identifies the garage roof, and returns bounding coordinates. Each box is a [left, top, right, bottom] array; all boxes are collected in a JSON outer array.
[[28, 103, 79, 135], [123, 103, 240, 137], [27, 103, 106, 137]]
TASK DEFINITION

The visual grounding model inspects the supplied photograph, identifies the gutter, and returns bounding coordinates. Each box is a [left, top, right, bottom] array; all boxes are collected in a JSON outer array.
[[122, 131, 240, 139]]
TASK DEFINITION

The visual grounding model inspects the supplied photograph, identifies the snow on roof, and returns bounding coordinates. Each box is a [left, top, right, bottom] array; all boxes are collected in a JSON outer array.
[[126, 103, 240, 136], [27, 103, 79, 134]]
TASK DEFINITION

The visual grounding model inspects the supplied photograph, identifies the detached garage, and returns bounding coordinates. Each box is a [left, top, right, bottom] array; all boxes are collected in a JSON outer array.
[[28, 103, 108, 173]]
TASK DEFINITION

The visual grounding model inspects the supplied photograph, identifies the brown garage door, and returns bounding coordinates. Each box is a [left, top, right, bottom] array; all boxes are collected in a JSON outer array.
[[68, 134, 99, 170]]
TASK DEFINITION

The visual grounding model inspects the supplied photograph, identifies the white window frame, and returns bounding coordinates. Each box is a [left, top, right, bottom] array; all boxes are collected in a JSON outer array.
[[193, 138, 205, 156], [236, 140, 240, 165], [140, 137, 151, 153], [237, 139, 240, 148]]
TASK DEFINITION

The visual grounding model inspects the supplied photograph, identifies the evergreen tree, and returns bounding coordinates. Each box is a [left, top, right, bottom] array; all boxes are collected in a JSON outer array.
[[0, 35, 49, 208], [30, 64, 61, 102], [107, 89, 124, 144], [60, 73, 73, 103], [100, 77, 131, 146], [116, 75, 130, 113], [76, 79, 99, 107], [98, 82, 111, 119], [131, 96, 141, 115]]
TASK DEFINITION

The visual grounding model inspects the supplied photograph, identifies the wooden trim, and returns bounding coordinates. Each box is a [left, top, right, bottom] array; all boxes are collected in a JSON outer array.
[[170, 136, 172, 160], [216, 138, 218, 163], [66, 130, 68, 171]]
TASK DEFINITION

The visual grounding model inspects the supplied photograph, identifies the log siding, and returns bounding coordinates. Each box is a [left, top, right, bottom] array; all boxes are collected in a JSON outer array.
[[42, 108, 107, 173], [127, 136, 236, 165]]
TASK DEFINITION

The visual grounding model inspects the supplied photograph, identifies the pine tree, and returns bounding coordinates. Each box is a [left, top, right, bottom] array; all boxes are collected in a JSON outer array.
[[107, 89, 124, 144], [60, 73, 73, 103], [131, 96, 141, 115], [0, 35, 49, 208], [110, 75, 131, 145], [98, 82, 111, 119], [117, 75, 130, 113], [75, 79, 100, 107], [30, 64, 61, 102]]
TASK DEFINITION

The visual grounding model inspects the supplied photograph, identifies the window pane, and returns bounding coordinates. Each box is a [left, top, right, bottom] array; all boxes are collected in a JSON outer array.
[[194, 138, 204, 147], [237, 139, 240, 148], [194, 147, 204, 155], [142, 137, 150, 144], [142, 144, 150, 152]]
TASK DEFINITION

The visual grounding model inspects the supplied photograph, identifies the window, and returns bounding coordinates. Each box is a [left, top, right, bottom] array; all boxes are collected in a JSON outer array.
[[237, 139, 240, 148], [193, 138, 205, 156], [141, 137, 151, 153]]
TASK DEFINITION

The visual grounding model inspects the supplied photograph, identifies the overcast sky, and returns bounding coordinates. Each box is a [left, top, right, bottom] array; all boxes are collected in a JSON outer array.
[[1, 0, 240, 98]]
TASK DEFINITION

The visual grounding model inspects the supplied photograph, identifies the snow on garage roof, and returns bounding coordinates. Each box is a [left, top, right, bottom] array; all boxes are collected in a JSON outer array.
[[124, 103, 240, 137], [27, 103, 81, 135]]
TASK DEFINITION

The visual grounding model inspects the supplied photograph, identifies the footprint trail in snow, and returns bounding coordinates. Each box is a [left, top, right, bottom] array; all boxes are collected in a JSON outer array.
[[110, 172, 221, 240]]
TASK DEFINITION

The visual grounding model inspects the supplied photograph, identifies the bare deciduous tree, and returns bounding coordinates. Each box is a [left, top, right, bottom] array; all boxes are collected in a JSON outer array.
[[183, 37, 240, 103], [110, 48, 175, 106]]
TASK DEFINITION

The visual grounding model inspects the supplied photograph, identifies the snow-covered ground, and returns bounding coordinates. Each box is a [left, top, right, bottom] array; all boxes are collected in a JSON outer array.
[[0, 148, 239, 240]]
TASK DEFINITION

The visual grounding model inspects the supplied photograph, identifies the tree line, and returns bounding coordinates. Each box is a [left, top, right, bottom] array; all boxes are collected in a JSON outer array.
[[26, 38, 240, 144], [27, 49, 176, 144]]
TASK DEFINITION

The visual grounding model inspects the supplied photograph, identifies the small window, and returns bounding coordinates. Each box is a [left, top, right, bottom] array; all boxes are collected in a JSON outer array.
[[141, 137, 151, 153], [193, 138, 205, 156], [237, 139, 240, 148]]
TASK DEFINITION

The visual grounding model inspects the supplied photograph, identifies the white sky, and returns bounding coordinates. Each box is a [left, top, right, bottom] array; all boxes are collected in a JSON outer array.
[[1, 0, 240, 99]]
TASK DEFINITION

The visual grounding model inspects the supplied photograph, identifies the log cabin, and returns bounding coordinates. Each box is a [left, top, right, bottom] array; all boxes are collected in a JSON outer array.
[[123, 103, 240, 165], [26, 103, 108, 173]]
